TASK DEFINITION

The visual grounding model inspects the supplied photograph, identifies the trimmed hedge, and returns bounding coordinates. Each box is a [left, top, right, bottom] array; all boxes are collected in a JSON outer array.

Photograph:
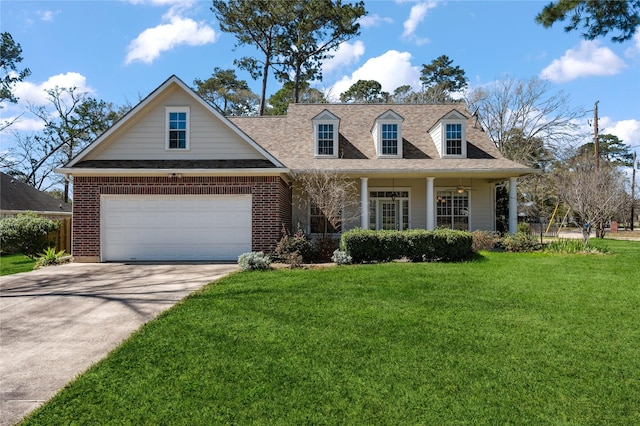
[[341, 228, 473, 263]]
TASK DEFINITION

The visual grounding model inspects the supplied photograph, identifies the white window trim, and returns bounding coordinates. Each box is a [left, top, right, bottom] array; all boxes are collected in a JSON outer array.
[[434, 187, 472, 230], [374, 120, 403, 158], [441, 120, 466, 158], [165, 106, 190, 150], [313, 120, 339, 158], [368, 187, 411, 230]]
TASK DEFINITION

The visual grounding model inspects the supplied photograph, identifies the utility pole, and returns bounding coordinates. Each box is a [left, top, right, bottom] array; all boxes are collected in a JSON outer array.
[[632, 151, 637, 231]]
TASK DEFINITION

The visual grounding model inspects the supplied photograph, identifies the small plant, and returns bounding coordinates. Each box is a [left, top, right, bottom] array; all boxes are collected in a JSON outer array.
[[517, 222, 531, 234], [35, 247, 68, 268], [331, 249, 352, 265], [238, 251, 271, 271], [502, 232, 541, 252], [545, 238, 608, 254], [274, 225, 313, 264], [471, 230, 501, 252], [312, 236, 340, 263]]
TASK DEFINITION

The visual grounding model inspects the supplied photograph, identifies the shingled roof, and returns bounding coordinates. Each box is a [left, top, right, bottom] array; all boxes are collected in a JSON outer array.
[[229, 103, 532, 177], [0, 172, 72, 214]]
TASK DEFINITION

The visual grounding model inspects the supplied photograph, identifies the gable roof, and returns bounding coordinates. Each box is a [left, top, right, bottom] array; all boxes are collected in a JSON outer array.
[[0, 172, 72, 214], [62, 75, 285, 170], [229, 103, 534, 178]]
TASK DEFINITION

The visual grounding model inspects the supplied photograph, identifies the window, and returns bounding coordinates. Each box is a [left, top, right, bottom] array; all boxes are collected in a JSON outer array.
[[166, 107, 189, 150], [313, 110, 339, 158], [310, 203, 340, 234], [373, 110, 403, 158], [436, 190, 469, 230], [381, 124, 398, 155], [445, 123, 462, 156], [317, 124, 334, 156], [368, 190, 410, 230]]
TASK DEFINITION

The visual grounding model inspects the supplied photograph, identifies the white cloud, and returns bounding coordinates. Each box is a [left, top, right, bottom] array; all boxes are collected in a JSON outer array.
[[37, 10, 55, 22], [540, 40, 627, 83], [322, 41, 365, 74], [402, 1, 437, 43], [329, 50, 421, 101], [600, 117, 640, 148], [358, 14, 393, 28], [125, 14, 216, 64], [625, 31, 640, 57], [13, 72, 94, 107]]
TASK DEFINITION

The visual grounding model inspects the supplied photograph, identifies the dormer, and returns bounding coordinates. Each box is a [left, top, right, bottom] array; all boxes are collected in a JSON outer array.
[[372, 110, 403, 158], [429, 110, 468, 158], [312, 110, 340, 158]]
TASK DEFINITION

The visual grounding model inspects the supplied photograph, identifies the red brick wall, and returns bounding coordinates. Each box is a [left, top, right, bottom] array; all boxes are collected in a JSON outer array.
[[72, 175, 291, 259]]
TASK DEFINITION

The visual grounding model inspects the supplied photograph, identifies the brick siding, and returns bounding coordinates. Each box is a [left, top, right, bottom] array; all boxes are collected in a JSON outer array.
[[72, 175, 291, 259]]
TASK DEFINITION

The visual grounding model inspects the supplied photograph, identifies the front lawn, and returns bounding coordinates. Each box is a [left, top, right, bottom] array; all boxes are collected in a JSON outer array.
[[24, 240, 640, 424], [0, 253, 36, 276]]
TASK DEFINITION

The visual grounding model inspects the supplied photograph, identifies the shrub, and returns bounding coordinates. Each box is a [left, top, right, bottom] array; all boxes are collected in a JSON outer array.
[[341, 228, 474, 263], [273, 225, 313, 264], [312, 236, 340, 263], [517, 222, 531, 234], [331, 249, 352, 265], [471, 230, 501, 252], [544, 238, 608, 254], [238, 251, 271, 271], [35, 247, 68, 268], [502, 232, 541, 252], [0, 212, 60, 258]]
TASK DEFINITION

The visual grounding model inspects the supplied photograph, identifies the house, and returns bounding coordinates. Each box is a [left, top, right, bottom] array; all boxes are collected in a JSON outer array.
[[0, 172, 72, 220], [56, 75, 533, 262]]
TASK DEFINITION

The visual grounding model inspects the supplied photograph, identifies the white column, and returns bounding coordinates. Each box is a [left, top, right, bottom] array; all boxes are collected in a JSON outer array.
[[509, 177, 518, 234], [426, 177, 435, 230], [360, 177, 369, 229]]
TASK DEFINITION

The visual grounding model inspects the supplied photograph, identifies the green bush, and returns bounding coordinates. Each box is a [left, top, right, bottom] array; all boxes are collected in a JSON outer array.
[[341, 228, 473, 263], [517, 222, 531, 234], [544, 238, 608, 254], [0, 212, 60, 258], [502, 232, 541, 252]]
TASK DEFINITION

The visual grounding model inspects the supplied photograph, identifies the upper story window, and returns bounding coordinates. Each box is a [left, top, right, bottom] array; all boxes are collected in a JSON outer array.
[[313, 110, 340, 158], [373, 110, 403, 158], [166, 107, 190, 150], [429, 110, 467, 158], [446, 123, 463, 155], [317, 123, 335, 155]]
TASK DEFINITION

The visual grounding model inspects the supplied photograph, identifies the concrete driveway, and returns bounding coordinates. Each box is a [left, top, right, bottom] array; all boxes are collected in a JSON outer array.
[[0, 262, 238, 426]]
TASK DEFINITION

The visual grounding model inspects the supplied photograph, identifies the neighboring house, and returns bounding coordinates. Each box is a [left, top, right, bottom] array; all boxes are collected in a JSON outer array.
[[0, 172, 72, 220], [57, 75, 533, 262]]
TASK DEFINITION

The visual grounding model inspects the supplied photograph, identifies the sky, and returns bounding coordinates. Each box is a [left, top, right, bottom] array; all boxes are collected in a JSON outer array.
[[2, 0, 640, 159]]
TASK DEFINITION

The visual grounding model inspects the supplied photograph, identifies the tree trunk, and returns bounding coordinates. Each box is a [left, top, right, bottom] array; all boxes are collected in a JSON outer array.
[[259, 54, 271, 116]]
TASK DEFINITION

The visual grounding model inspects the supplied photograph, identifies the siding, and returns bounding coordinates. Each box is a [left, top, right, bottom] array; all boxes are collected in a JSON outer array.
[[92, 89, 264, 161]]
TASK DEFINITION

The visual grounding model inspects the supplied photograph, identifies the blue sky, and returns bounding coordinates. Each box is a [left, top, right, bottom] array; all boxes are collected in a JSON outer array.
[[2, 0, 640, 155]]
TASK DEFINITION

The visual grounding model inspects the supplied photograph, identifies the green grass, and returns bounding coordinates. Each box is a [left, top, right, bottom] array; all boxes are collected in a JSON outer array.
[[24, 239, 640, 425], [0, 253, 36, 275]]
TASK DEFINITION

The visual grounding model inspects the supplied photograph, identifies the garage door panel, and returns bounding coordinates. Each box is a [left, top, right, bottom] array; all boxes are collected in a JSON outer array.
[[102, 195, 251, 261]]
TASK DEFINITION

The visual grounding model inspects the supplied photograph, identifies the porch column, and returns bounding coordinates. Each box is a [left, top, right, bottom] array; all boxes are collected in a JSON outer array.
[[509, 177, 518, 234], [360, 177, 369, 229], [426, 177, 435, 230]]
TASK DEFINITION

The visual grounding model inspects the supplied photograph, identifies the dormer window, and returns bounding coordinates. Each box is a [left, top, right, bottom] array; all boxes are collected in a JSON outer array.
[[166, 106, 190, 150], [429, 110, 468, 158], [313, 110, 339, 158], [373, 110, 403, 158]]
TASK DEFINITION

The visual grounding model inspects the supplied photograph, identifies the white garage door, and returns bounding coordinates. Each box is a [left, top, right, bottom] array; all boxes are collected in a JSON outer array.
[[101, 195, 251, 261]]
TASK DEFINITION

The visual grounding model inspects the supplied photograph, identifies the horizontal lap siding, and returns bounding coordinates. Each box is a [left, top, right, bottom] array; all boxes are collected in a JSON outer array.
[[72, 176, 290, 259]]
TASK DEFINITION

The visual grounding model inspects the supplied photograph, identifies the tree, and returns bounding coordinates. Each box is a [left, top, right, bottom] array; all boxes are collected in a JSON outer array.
[[339, 79, 389, 103], [536, 0, 640, 43], [294, 170, 360, 236], [194, 67, 259, 116], [466, 76, 584, 161], [420, 55, 467, 103], [4, 87, 121, 201], [1, 32, 31, 131], [557, 154, 629, 240], [274, 0, 366, 103], [267, 81, 327, 115], [211, 0, 291, 116], [574, 133, 634, 167]]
